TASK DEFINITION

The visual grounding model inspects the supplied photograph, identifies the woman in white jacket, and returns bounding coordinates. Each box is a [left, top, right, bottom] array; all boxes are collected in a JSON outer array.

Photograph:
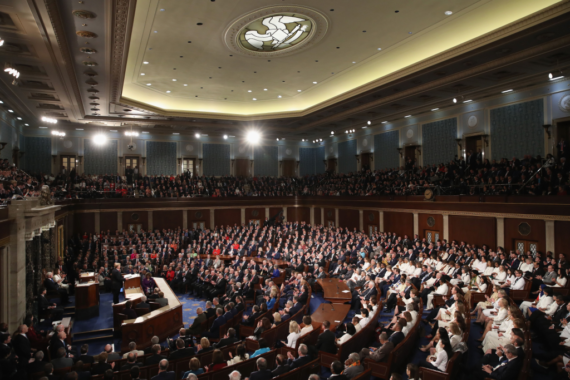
[[520, 286, 553, 317], [482, 316, 525, 352], [479, 298, 509, 341], [492, 265, 507, 285], [283, 320, 301, 348]]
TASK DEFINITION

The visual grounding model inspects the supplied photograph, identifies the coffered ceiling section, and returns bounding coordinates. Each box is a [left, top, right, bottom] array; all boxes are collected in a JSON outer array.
[[121, 0, 562, 119]]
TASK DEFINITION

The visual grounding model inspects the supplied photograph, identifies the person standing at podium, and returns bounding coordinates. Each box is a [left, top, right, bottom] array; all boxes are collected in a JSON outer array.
[[111, 263, 125, 304]]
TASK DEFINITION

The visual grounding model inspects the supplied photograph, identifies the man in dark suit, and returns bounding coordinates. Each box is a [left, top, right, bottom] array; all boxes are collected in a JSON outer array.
[[136, 296, 150, 315], [187, 307, 207, 335], [120, 352, 141, 371], [145, 344, 166, 366], [249, 357, 273, 380], [202, 308, 224, 339], [204, 301, 217, 319], [167, 339, 194, 361], [369, 333, 393, 362], [51, 347, 74, 369], [271, 354, 290, 377], [12, 325, 32, 365], [328, 360, 348, 380], [39, 287, 64, 320], [214, 328, 239, 348], [44, 363, 60, 380], [286, 344, 312, 370], [315, 321, 337, 354], [151, 359, 175, 380], [242, 305, 262, 326], [111, 263, 125, 304], [388, 321, 405, 347], [471, 344, 521, 380], [75, 361, 92, 380], [90, 352, 114, 375], [44, 272, 69, 304], [28, 351, 47, 374], [75, 344, 94, 364]]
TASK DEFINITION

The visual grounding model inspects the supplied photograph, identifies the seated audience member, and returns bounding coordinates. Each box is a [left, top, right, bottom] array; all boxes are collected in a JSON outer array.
[[182, 358, 204, 378], [205, 349, 227, 372]]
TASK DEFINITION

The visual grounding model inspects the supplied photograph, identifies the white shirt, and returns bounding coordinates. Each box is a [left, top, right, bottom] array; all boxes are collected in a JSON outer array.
[[511, 277, 525, 290], [300, 325, 314, 335], [359, 316, 371, 328], [286, 331, 301, 348], [338, 333, 353, 344]]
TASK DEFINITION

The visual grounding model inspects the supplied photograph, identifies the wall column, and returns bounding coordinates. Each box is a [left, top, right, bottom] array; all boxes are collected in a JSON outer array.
[[265, 208, 270, 219], [310, 206, 315, 226], [321, 209, 324, 226], [183, 210, 188, 230], [117, 212, 123, 232], [545, 220, 555, 253], [413, 213, 419, 237], [148, 211, 153, 231], [496, 217, 504, 248], [210, 209, 215, 230], [379, 211, 384, 233], [335, 209, 339, 227], [359, 210, 364, 231], [443, 214, 449, 241], [282, 207, 287, 222], [94, 212, 100, 233], [241, 208, 246, 225]]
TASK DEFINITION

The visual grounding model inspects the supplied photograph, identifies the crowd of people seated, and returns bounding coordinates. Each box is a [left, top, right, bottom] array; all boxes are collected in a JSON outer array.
[[3, 213, 570, 380], [1, 149, 569, 204]]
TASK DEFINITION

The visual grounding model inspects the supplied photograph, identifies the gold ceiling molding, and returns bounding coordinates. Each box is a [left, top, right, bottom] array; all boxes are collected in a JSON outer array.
[[117, 0, 566, 119], [110, 0, 136, 105]]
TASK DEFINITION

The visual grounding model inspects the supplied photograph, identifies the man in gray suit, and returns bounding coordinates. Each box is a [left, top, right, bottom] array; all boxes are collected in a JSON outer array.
[[343, 353, 364, 379], [51, 347, 74, 369], [369, 333, 393, 362], [187, 307, 207, 335]]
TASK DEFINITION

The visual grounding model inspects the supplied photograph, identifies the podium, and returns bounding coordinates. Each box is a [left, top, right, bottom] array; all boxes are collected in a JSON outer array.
[[123, 274, 141, 294], [79, 272, 96, 283], [75, 281, 100, 320]]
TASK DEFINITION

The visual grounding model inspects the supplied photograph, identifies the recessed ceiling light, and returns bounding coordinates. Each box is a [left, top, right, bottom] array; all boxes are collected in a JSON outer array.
[[445, 11, 453, 15], [252, 98, 257, 101], [319, 139, 322, 142], [195, 133, 200, 138], [39, 126, 47, 129], [263, 89, 267, 91], [408, 32, 413, 34], [550, 75, 564, 81], [367, 121, 371, 125], [331, 131, 334, 135], [501, 89, 513, 93], [172, 79, 177, 81], [297, 90, 302, 92], [377, 48, 382, 51], [173, 132, 179, 135], [248, 90, 252, 92], [146, 83, 151, 86], [153, 31, 158, 33], [160, 8, 165, 11], [184, 84, 188, 86], [140, 73, 145, 75], [0, 100, 3, 103], [405, 115, 412, 118], [223, 134, 228, 139], [453, 98, 457, 103], [166, 91, 171, 93], [7, 110, 13, 113], [278, 95, 282, 98], [16, 117, 22, 120], [352, 61, 356, 64], [431, 108, 439, 111], [313, 81, 317, 84], [143, 61, 149, 64], [24, 123, 29, 126], [463, 99, 473, 103], [382, 121, 387, 124], [76, 128, 83, 130], [276, 138, 279, 141], [110, 130, 118, 132], [142, 131, 149, 134]]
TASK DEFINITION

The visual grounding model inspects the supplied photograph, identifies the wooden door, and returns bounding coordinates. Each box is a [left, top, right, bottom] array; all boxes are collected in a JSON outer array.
[[515, 240, 538, 255], [465, 136, 482, 158], [425, 230, 440, 244], [361, 153, 371, 170], [236, 159, 249, 177], [327, 158, 337, 172], [557, 121, 570, 158], [125, 156, 139, 173], [405, 146, 416, 164], [368, 224, 378, 236], [283, 160, 295, 177]]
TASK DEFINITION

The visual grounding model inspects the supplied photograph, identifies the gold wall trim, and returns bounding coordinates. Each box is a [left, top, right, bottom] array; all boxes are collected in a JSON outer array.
[[0, 237, 10, 247]]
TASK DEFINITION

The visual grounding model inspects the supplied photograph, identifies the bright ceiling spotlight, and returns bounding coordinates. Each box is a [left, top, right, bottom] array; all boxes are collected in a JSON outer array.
[[331, 131, 334, 135], [453, 98, 457, 103], [382, 121, 387, 124], [501, 89, 513, 93], [549, 72, 553, 79], [276, 138, 279, 141], [367, 121, 371, 125], [4, 65, 20, 79], [246, 130, 261, 144], [93, 133, 107, 145], [431, 108, 439, 111], [345, 130, 348, 134], [445, 11, 453, 15], [0, 37, 4, 46], [463, 99, 473, 103], [125, 131, 139, 137], [223, 134, 228, 140], [41, 116, 57, 124], [143, 61, 149, 64], [51, 130, 66, 137], [195, 133, 201, 138], [404, 115, 411, 118], [550, 75, 565, 81], [16, 117, 22, 120]]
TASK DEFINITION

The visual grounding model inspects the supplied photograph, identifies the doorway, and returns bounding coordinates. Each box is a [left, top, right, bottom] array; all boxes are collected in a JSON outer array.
[[405, 146, 416, 165], [368, 225, 378, 236], [128, 224, 142, 233], [182, 158, 195, 177], [125, 156, 139, 174], [282, 160, 295, 177], [465, 136, 483, 158], [425, 230, 440, 244], [236, 159, 249, 177], [515, 240, 538, 255], [361, 153, 371, 171], [193, 222, 205, 230], [60, 155, 76, 174], [556, 121, 570, 158]]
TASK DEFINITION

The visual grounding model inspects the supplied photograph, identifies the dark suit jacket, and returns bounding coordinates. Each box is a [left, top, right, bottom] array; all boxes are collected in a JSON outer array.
[[287, 355, 312, 370], [214, 337, 239, 348], [328, 375, 348, 380], [389, 332, 404, 347], [488, 357, 522, 380], [371, 342, 394, 362], [315, 330, 337, 354], [271, 364, 290, 377], [167, 347, 194, 361], [249, 369, 274, 380], [75, 354, 94, 364], [111, 269, 124, 290], [151, 371, 176, 380], [187, 313, 207, 335], [28, 360, 46, 374], [77, 370, 92, 380], [121, 362, 142, 371], [123, 308, 138, 319], [91, 363, 112, 375], [145, 354, 166, 366], [12, 334, 31, 361]]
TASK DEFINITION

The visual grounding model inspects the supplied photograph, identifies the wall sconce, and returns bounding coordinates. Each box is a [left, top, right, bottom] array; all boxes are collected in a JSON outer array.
[[397, 148, 403, 158], [119, 157, 123, 165], [355, 154, 360, 163], [416, 147, 422, 156], [177, 158, 182, 165], [543, 124, 552, 139], [370, 153, 374, 162], [77, 155, 83, 165], [481, 134, 489, 147], [455, 138, 463, 150], [0, 142, 7, 151]]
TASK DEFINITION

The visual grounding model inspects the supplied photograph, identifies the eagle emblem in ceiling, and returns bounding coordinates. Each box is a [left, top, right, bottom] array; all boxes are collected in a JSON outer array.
[[224, 6, 328, 58], [239, 15, 312, 52]]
